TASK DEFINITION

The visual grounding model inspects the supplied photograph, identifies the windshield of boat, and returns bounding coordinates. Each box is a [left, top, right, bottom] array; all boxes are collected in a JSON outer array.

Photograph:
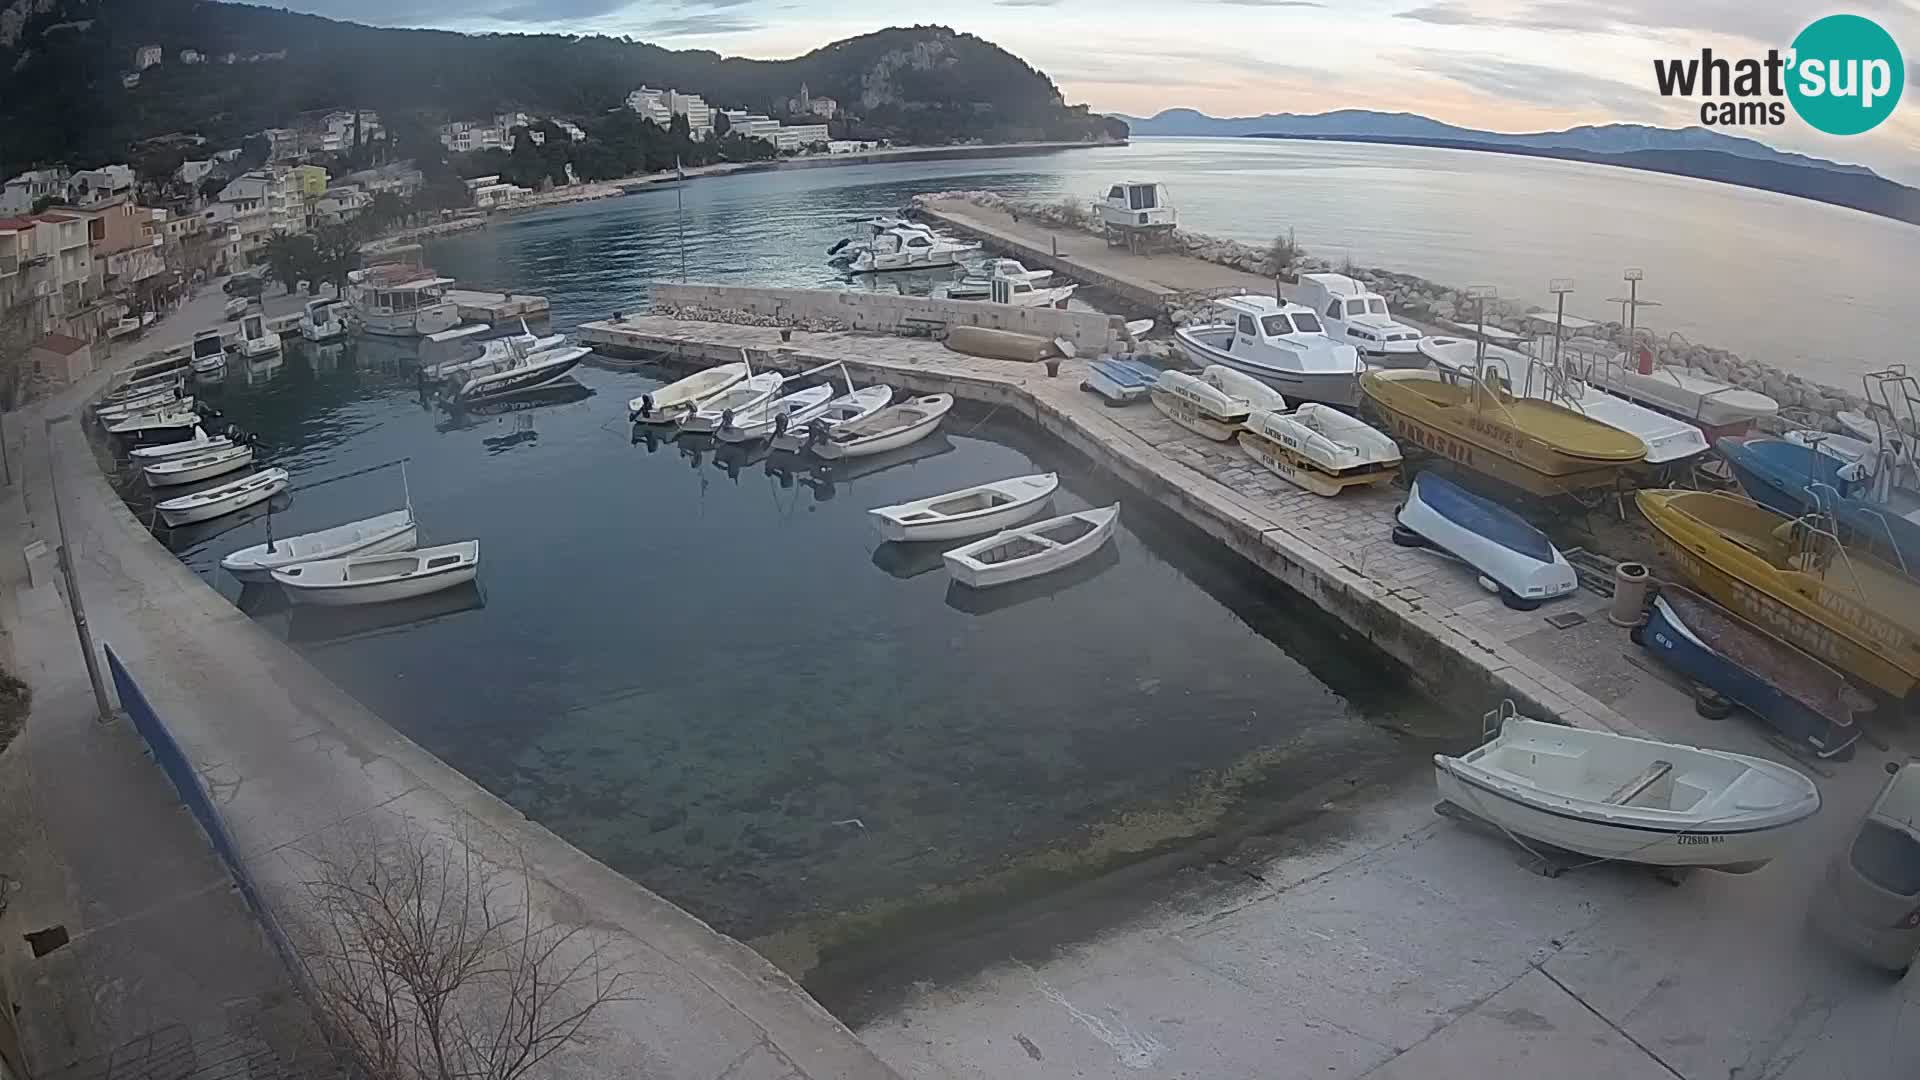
[[1850, 822, 1920, 897], [1367, 298, 1388, 315], [1259, 315, 1293, 336], [1293, 312, 1325, 334], [192, 335, 223, 359]]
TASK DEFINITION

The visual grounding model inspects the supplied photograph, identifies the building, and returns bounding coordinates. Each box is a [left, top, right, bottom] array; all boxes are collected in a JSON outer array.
[[437, 121, 510, 154], [555, 120, 587, 142], [291, 164, 329, 200], [787, 84, 839, 119], [470, 182, 531, 210], [262, 128, 302, 163], [134, 44, 163, 70], [316, 110, 382, 154], [176, 159, 216, 186], [312, 186, 370, 227], [626, 86, 671, 126], [809, 96, 839, 119], [772, 124, 831, 152], [722, 111, 781, 140], [0, 169, 71, 214], [180, 49, 204, 64], [29, 334, 95, 385], [0, 212, 100, 336], [667, 90, 712, 135], [121, 72, 140, 88], [207, 169, 303, 265], [68, 165, 135, 208]]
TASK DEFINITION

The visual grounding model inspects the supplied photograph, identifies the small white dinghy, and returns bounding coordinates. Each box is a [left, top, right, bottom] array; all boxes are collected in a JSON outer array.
[[1434, 710, 1821, 873], [142, 443, 254, 488], [128, 428, 230, 460], [718, 383, 834, 444], [272, 540, 479, 607], [1200, 365, 1288, 415], [869, 473, 1059, 542], [810, 394, 954, 459], [680, 373, 784, 433], [1151, 370, 1250, 442], [155, 468, 289, 527], [221, 508, 419, 584], [1239, 404, 1402, 497], [97, 388, 182, 421], [773, 385, 892, 451], [107, 407, 200, 436], [629, 361, 749, 424], [944, 505, 1120, 589]]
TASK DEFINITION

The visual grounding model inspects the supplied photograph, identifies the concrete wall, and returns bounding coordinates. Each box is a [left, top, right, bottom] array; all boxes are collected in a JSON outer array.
[[650, 283, 1125, 353]]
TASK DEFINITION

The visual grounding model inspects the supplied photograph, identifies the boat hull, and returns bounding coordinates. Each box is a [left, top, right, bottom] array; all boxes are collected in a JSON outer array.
[[1149, 386, 1244, 442], [1085, 359, 1158, 404], [629, 363, 748, 424], [223, 519, 418, 584], [1238, 428, 1392, 497], [1397, 472, 1577, 606], [812, 396, 953, 459], [870, 475, 1058, 542], [279, 560, 477, 606], [944, 507, 1119, 589], [144, 447, 254, 487], [156, 472, 287, 527], [1172, 330, 1362, 408]]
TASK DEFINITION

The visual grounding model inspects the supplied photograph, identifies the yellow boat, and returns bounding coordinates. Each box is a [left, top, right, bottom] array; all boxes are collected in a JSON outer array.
[[1360, 369, 1645, 496], [1636, 488, 1920, 700]]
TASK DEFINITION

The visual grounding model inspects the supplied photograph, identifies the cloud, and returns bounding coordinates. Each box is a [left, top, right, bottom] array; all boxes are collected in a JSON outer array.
[[1393, 0, 1917, 46], [1394, 2, 1480, 26], [489, 0, 634, 21], [994, 0, 1063, 6], [1212, 1, 1324, 6], [642, 13, 762, 35], [1404, 52, 1669, 119]]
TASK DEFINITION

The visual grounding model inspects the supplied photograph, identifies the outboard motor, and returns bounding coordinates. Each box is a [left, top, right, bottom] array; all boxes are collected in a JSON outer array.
[[719, 407, 735, 433], [630, 392, 654, 424]]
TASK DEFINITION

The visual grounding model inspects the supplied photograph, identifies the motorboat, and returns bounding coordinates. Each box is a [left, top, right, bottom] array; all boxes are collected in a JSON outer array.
[[1199, 364, 1288, 415], [827, 216, 952, 264], [773, 385, 892, 451], [106, 407, 201, 437], [845, 226, 976, 274], [948, 259, 1054, 299], [1636, 488, 1920, 699], [1099, 181, 1175, 232], [238, 312, 281, 359], [346, 266, 461, 337], [1151, 369, 1251, 442], [1716, 435, 1920, 574], [1360, 369, 1646, 496], [422, 328, 566, 383], [718, 383, 834, 444], [809, 394, 953, 459], [102, 368, 185, 406], [944, 505, 1120, 589], [155, 468, 289, 527], [452, 342, 589, 403], [128, 428, 232, 460], [1420, 338, 1709, 468], [1084, 358, 1160, 404], [869, 473, 1059, 542], [272, 540, 479, 607], [189, 328, 229, 375], [97, 387, 183, 421], [1582, 349, 1778, 436], [986, 273, 1075, 309], [1294, 273, 1425, 368], [629, 362, 748, 424], [1638, 585, 1864, 760], [142, 443, 254, 488], [223, 296, 248, 320], [221, 508, 419, 584], [1783, 429, 1879, 473], [1393, 470, 1577, 609], [1434, 710, 1821, 873], [1239, 404, 1401, 497], [1172, 295, 1364, 407], [680, 372, 785, 434], [299, 297, 349, 343]]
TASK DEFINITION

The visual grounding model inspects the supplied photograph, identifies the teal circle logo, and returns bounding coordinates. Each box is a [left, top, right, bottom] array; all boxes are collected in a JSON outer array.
[[1787, 14, 1904, 135]]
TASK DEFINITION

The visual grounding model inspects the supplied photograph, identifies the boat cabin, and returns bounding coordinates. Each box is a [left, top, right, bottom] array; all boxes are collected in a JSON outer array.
[[354, 276, 454, 316], [241, 313, 268, 343], [1212, 295, 1362, 373], [869, 227, 939, 258], [1099, 181, 1175, 229], [190, 329, 226, 363], [1294, 273, 1423, 360]]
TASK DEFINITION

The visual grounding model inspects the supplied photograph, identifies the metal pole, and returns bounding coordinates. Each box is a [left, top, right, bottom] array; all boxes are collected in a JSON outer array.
[[676, 177, 687, 284], [1554, 292, 1566, 367], [1, 409, 11, 486], [44, 417, 113, 722]]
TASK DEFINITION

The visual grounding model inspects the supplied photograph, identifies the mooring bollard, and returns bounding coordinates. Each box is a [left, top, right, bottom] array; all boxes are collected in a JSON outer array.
[[1044, 358, 1061, 378]]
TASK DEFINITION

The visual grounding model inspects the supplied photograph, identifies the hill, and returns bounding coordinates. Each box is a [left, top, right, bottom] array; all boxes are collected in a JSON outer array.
[[0, 1, 1123, 173]]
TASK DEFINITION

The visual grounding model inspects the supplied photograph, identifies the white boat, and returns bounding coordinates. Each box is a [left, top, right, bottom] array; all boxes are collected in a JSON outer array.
[[142, 444, 254, 488], [1294, 273, 1426, 367], [221, 508, 419, 584], [1583, 351, 1778, 432], [1099, 181, 1175, 232], [845, 226, 976, 273], [869, 473, 1060, 542], [717, 383, 834, 444], [271, 540, 479, 606], [1199, 364, 1288, 414], [772, 385, 893, 450], [987, 274, 1076, 308], [1084, 358, 1160, 404], [239, 312, 281, 359], [1434, 710, 1822, 873], [452, 343, 588, 402], [680, 373, 785, 434], [128, 428, 233, 460], [1837, 409, 1900, 446], [629, 362, 749, 424], [346, 267, 461, 337], [299, 298, 349, 343], [1240, 405, 1401, 497], [155, 468, 289, 527], [107, 407, 200, 436], [1151, 369, 1251, 442], [103, 368, 185, 405], [97, 387, 182, 421], [810, 394, 954, 459], [943, 505, 1120, 589], [1172, 295, 1364, 407], [189, 328, 228, 375]]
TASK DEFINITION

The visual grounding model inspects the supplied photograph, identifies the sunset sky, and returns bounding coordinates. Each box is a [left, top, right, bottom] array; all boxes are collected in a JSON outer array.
[[250, 1, 1919, 180]]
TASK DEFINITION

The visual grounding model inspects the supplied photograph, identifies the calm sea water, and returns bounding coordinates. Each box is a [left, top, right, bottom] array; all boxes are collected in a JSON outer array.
[[428, 137, 1920, 388]]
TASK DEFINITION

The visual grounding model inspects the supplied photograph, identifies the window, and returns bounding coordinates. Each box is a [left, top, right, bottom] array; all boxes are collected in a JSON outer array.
[[905, 235, 930, 248], [1128, 185, 1156, 211], [1237, 315, 1257, 337], [1292, 313, 1324, 334], [1326, 301, 1342, 320], [1346, 300, 1366, 316], [1851, 823, 1920, 896], [1259, 315, 1293, 336], [1368, 299, 1388, 315], [1107, 186, 1125, 201]]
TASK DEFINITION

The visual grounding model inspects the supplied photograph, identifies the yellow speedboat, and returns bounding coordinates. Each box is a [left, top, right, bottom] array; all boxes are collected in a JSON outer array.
[[1636, 489, 1920, 699], [1361, 369, 1645, 495]]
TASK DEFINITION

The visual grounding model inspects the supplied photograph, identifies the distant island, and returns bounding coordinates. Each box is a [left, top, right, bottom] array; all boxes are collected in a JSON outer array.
[[1115, 109, 1920, 227]]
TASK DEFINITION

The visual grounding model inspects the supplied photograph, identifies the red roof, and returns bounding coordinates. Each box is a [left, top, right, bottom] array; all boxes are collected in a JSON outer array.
[[34, 212, 79, 223], [0, 216, 37, 230], [34, 334, 89, 356]]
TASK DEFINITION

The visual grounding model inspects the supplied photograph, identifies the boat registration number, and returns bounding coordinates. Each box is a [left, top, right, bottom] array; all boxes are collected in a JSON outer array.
[[1675, 834, 1725, 845]]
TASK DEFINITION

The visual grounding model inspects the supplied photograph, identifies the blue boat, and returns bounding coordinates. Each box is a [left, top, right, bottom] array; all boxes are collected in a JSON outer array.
[[1638, 584, 1863, 760], [1717, 435, 1920, 574], [1082, 357, 1161, 404], [1392, 471, 1576, 609]]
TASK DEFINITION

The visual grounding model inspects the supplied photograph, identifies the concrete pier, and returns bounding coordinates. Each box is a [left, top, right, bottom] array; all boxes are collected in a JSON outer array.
[[579, 315, 1633, 734], [446, 287, 550, 323]]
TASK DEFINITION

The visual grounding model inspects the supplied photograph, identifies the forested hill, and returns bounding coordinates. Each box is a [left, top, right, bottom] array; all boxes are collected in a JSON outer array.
[[0, 0, 1123, 173]]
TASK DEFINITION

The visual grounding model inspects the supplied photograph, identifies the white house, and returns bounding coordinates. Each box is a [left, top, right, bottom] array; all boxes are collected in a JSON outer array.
[[0, 169, 71, 214], [773, 124, 830, 152], [626, 87, 671, 126], [628, 87, 711, 134], [313, 186, 371, 226], [471, 182, 530, 210], [134, 44, 163, 70], [556, 120, 587, 142], [68, 165, 135, 208]]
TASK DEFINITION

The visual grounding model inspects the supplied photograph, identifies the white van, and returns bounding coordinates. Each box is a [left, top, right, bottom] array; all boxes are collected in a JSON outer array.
[[1814, 762, 1920, 974], [1294, 273, 1425, 368]]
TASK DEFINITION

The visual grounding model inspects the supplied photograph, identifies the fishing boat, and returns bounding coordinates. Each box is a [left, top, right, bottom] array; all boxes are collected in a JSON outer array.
[[142, 443, 254, 488], [299, 298, 349, 343], [1434, 710, 1821, 873], [1172, 295, 1364, 407], [222, 508, 419, 584], [628, 362, 748, 424], [986, 273, 1076, 308], [1200, 364, 1288, 414], [680, 373, 784, 434], [1637, 585, 1864, 760], [1394, 471, 1577, 609], [189, 328, 229, 375], [272, 541, 479, 607], [1083, 358, 1160, 404], [809, 394, 954, 459], [345, 266, 460, 337], [128, 428, 232, 460], [1294, 273, 1425, 368], [102, 368, 185, 406], [106, 407, 201, 437], [453, 343, 589, 403], [1716, 434, 1920, 574], [1635, 489, 1920, 699], [1151, 369, 1251, 441], [717, 383, 834, 444], [155, 468, 289, 527], [844, 225, 976, 273], [1239, 404, 1401, 497], [869, 473, 1059, 542], [1583, 350, 1778, 436], [943, 505, 1120, 589], [771, 385, 892, 451], [1360, 369, 1646, 496], [238, 312, 281, 359]]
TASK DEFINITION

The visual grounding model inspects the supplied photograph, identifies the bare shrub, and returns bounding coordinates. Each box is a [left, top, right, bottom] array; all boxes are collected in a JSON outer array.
[[1268, 228, 1299, 276]]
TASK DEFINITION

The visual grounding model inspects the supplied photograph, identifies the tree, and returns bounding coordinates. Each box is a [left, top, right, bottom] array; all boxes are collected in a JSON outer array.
[[313, 225, 361, 292], [296, 826, 630, 1080], [264, 232, 318, 293], [713, 110, 731, 138], [199, 174, 228, 201], [238, 133, 271, 171]]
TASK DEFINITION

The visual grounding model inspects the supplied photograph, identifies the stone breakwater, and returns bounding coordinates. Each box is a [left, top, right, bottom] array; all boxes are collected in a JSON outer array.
[[912, 190, 1890, 435], [647, 302, 850, 333]]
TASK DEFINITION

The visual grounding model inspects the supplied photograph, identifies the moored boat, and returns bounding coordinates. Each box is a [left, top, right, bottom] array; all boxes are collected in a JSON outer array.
[[1239, 404, 1400, 497], [680, 373, 784, 434], [1394, 471, 1577, 609], [128, 428, 231, 460], [772, 385, 892, 451], [1584, 351, 1778, 436], [809, 394, 953, 459], [272, 541, 480, 607], [155, 468, 289, 527], [299, 298, 349, 343], [1150, 369, 1251, 442], [629, 362, 748, 424], [717, 383, 833, 444], [453, 343, 589, 402], [189, 328, 229, 374], [142, 443, 254, 488], [869, 473, 1059, 542], [1083, 358, 1160, 404], [221, 508, 418, 584], [943, 505, 1120, 589], [238, 312, 281, 359], [97, 389, 185, 422], [346, 266, 461, 338], [1434, 711, 1822, 873], [106, 407, 202, 437]]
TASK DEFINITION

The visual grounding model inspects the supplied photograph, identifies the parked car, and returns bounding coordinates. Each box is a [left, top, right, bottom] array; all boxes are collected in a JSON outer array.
[[1812, 761, 1920, 975]]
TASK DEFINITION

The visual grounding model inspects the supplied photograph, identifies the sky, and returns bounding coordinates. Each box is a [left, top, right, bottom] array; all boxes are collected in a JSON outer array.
[[243, 0, 1920, 181]]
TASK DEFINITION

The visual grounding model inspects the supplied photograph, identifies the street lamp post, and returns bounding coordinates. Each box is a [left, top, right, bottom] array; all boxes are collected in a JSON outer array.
[[1466, 284, 1498, 375], [1548, 277, 1575, 369], [44, 417, 113, 722]]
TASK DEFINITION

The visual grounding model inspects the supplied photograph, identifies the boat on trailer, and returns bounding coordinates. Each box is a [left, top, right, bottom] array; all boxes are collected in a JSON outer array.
[[1240, 405, 1400, 497], [1394, 470, 1577, 609], [221, 508, 419, 584], [869, 473, 1059, 542], [809, 394, 954, 459], [1151, 370, 1251, 442], [943, 505, 1120, 589], [272, 540, 479, 606], [1582, 349, 1778, 436]]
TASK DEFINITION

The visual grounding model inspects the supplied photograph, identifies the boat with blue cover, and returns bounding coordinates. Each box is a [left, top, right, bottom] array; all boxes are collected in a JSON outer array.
[[1082, 358, 1160, 404], [1717, 435, 1920, 575], [1392, 470, 1577, 609], [1637, 584, 1864, 760]]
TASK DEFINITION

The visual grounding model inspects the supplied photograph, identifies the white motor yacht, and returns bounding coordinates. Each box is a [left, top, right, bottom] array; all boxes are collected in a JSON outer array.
[[845, 226, 976, 274], [1172, 294, 1364, 407], [1294, 273, 1425, 368], [189, 328, 228, 374], [238, 312, 281, 359], [299, 297, 349, 343]]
